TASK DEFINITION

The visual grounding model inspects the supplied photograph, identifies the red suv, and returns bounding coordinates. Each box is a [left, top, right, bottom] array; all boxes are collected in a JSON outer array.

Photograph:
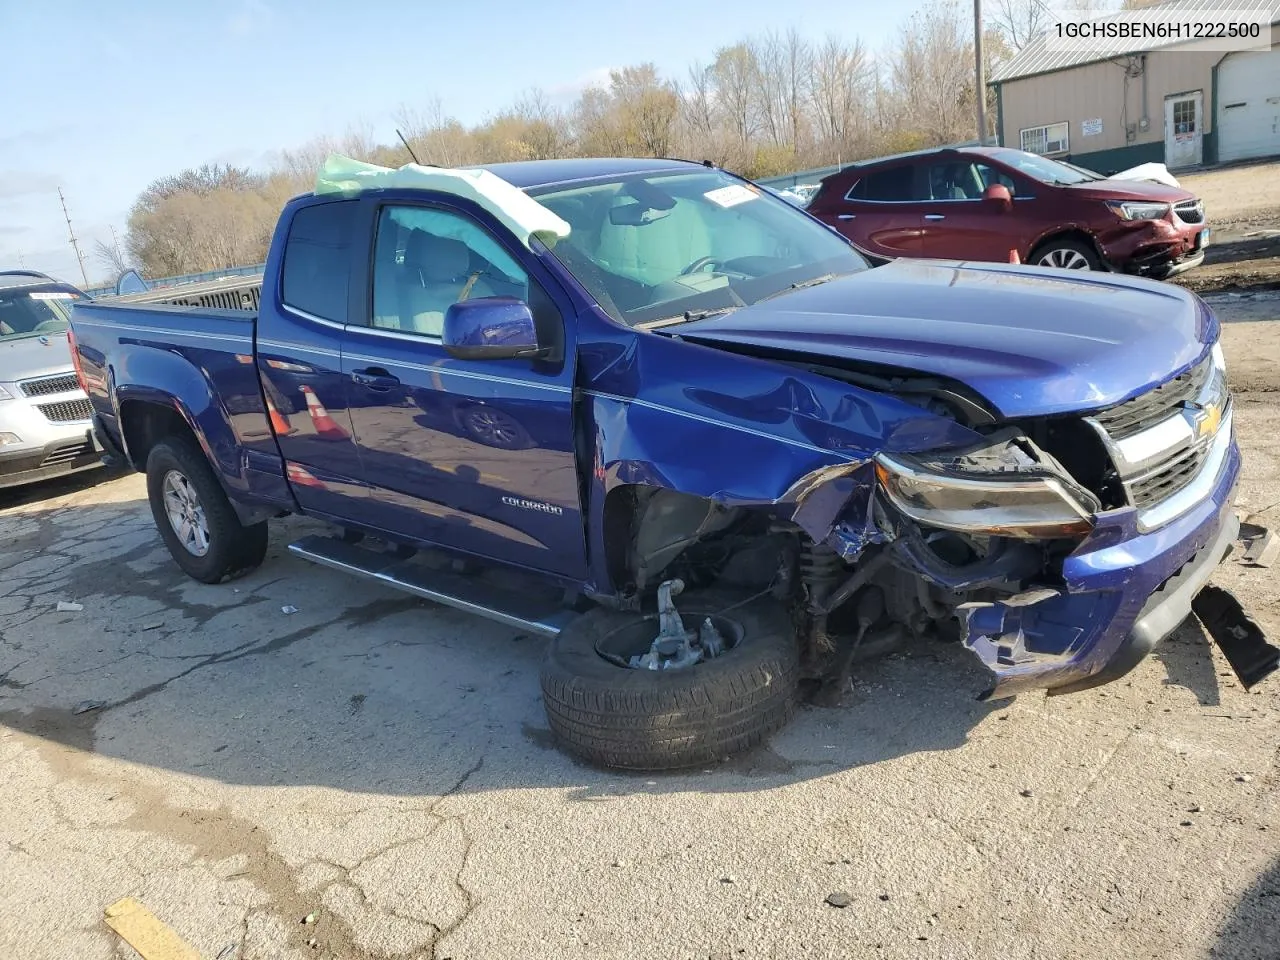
[[807, 146, 1208, 278]]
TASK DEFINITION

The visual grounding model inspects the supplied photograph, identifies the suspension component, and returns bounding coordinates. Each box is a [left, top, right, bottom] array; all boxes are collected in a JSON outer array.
[[800, 537, 842, 612]]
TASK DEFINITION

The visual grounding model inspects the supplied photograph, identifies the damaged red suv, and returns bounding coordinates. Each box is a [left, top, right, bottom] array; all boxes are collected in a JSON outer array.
[[808, 146, 1208, 278]]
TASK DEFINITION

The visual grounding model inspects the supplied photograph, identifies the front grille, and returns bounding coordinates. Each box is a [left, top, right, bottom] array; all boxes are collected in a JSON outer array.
[[40, 439, 93, 467], [18, 374, 80, 398], [37, 398, 94, 423], [1174, 200, 1205, 225], [1091, 355, 1211, 440], [1129, 444, 1209, 508]]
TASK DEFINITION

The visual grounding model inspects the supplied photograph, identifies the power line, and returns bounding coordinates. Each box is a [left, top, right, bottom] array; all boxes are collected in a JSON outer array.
[[58, 187, 90, 288]]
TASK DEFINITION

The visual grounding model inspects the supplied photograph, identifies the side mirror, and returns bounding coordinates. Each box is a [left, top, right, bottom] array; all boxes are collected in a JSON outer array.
[[983, 184, 1013, 210], [442, 297, 543, 361]]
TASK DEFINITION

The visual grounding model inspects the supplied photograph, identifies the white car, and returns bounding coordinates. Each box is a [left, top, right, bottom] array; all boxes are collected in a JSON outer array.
[[0, 271, 103, 490]]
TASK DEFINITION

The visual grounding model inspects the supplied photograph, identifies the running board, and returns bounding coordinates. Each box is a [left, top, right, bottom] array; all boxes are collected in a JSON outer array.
[[287, 535, 577, 638]]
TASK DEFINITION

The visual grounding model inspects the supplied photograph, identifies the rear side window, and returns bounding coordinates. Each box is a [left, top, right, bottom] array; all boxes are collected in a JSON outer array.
[[847, 165, 922, 202], [281, 200, 357, 322]]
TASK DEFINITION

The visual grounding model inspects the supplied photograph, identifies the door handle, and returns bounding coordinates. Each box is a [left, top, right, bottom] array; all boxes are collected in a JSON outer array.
[[351, 367, 401, 390], [837, 214, 856, 220], [924, 214, 946, 221]]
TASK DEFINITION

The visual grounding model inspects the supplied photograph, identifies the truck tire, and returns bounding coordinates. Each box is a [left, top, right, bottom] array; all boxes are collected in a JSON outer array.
[[145, 436, 268, 584], [539, 590, 799, 770]]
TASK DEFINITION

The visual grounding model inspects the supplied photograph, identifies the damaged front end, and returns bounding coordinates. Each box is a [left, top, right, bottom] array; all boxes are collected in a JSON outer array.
[[785, 417, 1277, 701]]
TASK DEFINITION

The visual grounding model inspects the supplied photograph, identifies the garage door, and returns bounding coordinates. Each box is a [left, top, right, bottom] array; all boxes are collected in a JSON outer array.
[[1217, 45, 1280, 163]]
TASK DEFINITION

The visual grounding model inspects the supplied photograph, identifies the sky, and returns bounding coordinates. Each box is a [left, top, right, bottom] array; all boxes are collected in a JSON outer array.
[[0, 0, 927, 286]]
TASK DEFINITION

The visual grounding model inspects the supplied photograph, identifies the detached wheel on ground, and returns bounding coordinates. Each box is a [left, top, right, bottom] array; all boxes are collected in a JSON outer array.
[[145, 436, 269, 584], [1031, 238, 1101, 271], [539, 587, 800, 770]]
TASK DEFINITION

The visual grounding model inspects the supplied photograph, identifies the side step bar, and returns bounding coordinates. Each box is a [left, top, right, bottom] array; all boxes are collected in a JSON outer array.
[[288, 535, 577, 638]]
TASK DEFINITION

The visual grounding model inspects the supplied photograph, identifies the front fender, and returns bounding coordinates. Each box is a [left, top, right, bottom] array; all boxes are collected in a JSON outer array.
[[577, 324, 983, 593]]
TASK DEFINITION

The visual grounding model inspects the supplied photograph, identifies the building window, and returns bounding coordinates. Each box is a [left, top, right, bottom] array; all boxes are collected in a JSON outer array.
[[1172, 99, 1197, 135], [1020, 122, 1070, 156]]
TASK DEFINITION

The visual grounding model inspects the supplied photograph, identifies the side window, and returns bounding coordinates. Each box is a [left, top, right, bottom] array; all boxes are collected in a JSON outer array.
[[281, 200, 357, 322], [926, 162, 981, 200], [975, 164, 1028, 198], [371, 206, 529, 338], [858, 165, 923, 202]]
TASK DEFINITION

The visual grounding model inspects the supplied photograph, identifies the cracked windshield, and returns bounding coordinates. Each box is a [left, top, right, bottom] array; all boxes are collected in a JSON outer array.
[[2, 0, 1279, 958]]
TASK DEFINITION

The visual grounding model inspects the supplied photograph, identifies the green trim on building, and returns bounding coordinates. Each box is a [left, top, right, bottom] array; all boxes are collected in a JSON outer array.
[[1069, 141, 1165, 174], [995, 82, 1005, 148], [1207, 55, 1224, 166]]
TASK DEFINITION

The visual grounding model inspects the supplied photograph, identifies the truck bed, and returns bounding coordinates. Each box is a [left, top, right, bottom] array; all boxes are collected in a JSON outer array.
[[69, 299, 289, 514]]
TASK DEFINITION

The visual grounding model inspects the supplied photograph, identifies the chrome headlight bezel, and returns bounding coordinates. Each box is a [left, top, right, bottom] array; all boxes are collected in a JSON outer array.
[[875, 437, 1099, 540]]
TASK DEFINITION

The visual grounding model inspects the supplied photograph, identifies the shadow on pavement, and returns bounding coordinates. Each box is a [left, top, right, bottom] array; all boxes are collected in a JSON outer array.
[[1210, 855, 1280, 960], [1155, 619, 1223, 707], [0, 494, 998, 800]]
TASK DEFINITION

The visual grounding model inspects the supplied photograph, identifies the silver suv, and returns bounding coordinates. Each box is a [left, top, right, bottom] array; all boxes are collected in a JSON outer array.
[[0, 271, 103, 490]]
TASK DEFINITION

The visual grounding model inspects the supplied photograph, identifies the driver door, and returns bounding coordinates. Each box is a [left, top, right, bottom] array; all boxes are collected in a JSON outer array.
[[341, 198, 587, 578]]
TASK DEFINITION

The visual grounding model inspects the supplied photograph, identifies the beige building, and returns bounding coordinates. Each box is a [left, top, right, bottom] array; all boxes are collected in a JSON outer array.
[[989, 0, 1280, 171]]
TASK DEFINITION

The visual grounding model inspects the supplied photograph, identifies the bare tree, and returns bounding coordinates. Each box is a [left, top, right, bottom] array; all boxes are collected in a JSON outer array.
[[990, 0, 1053, 49], [810, 34, 873, 163], [93, 238, 129, 277]]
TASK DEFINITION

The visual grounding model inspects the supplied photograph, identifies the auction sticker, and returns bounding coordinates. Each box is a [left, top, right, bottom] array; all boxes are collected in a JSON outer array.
[[704, 184, 758, 208]]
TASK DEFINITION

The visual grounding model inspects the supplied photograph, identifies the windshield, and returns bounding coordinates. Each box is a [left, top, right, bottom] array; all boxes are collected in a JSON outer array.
[[0, 285, 81, 341], [528, 169, 867, 327], [987, 149, 1102, 186]]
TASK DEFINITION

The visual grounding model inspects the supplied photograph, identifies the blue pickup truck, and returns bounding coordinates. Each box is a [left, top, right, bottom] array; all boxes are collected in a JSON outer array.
[[68, 155, 1274, 770]]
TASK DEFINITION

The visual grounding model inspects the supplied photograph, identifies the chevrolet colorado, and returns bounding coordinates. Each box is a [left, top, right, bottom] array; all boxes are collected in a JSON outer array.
[[68, 155, 1275, 770]]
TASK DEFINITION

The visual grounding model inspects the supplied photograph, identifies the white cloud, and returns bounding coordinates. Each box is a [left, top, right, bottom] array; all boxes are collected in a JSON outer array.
[[546, 67, 615, 105], [0, 173, 62, 202]]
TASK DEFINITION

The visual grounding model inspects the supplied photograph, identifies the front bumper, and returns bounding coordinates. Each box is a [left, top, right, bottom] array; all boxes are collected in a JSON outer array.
[[0, 431, 102, 490], [962, 427, 1245, 699], [1101, 216, 1208, 276]]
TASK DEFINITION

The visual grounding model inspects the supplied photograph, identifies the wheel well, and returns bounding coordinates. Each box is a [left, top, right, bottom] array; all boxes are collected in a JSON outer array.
[[1028, 229, 1103, 264], [119, 400, 195, 471]]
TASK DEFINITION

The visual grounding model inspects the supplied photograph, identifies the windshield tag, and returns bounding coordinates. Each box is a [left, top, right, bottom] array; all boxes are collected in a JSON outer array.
[[704, 184, 759, 208], [29, 291, 76, 300]]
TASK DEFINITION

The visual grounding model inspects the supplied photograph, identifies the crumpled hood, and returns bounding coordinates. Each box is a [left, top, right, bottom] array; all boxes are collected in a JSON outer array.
[[677, 260, 1216, 419], [0, 332, 75, 385]]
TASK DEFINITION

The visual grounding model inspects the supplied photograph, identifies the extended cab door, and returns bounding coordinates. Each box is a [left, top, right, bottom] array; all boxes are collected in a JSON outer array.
[[339, 195, 586, 579], [255, 198, 370, 520]]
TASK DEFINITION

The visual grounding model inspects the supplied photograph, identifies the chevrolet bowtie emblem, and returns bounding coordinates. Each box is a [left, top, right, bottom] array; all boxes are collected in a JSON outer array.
[[1194, 401, 1223, 441]]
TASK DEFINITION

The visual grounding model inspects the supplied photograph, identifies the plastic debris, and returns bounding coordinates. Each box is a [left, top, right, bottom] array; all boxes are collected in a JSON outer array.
[[302, 913, 317, 925], [825, 891, 853, 908], [1020, 788, 1034, 798], [215, 943, 238, 960], [1237, 774, 1254, 783], [281, 605, 298, 615], [73, 700, 105, 715], [1243, 531, 1278, 568], [57, 601, 83, 612]]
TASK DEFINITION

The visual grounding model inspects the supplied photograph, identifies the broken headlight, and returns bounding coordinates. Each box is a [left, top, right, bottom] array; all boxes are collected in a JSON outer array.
[[875, 434, 1100, 540]]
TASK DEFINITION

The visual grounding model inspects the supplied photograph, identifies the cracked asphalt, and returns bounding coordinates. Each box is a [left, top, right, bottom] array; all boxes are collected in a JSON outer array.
[[2, 323, 1280, 960]]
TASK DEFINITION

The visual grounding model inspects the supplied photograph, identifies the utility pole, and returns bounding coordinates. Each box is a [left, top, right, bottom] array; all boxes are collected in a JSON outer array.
[[975, 0, 987, 144], [109, 225, 125, 268], [58, 187, 90, 287]]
